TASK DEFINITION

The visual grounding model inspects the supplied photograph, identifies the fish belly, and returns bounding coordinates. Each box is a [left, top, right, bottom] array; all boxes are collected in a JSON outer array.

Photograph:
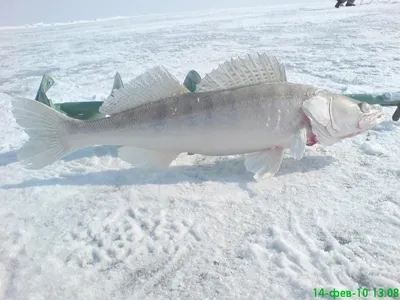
[[127, 112, 299, 155]]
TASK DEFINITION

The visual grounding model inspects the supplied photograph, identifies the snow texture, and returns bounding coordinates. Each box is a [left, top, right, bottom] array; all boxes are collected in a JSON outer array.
[[0, 1, 400, 299]]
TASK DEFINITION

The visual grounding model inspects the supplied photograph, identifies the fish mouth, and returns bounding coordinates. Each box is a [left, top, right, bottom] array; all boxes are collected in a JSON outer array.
[[358, 109, 386, 130], [340, 110, 385, 140]]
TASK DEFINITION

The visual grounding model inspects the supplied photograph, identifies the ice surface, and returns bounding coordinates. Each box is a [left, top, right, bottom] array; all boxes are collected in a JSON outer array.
[[0, 1, 399, 299]]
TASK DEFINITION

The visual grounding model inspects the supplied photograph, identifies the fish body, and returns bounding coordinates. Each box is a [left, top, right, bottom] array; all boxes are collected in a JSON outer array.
[[12, 54, 385, 179], [67, 82, 315, 155]]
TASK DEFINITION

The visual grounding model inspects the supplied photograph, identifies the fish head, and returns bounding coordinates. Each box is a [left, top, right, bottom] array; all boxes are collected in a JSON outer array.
[[302, 91, 385, 145]]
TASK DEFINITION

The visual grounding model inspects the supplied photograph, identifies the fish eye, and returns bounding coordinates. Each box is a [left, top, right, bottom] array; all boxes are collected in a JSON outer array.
[[358, 102, 370, 113]]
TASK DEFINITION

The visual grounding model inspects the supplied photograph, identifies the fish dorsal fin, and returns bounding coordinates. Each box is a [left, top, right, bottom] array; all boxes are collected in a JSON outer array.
[[196, 53, 287, 92], [100, 66, 185, 115]]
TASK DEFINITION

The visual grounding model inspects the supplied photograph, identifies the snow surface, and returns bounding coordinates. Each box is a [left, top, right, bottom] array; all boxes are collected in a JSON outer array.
[[1, 1, 400, 299]]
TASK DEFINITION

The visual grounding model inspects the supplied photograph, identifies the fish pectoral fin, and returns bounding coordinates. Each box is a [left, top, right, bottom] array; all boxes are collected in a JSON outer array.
[[118, 146, 179, 170], [290, 127, 307, 160], [244, 147, 284, 181]]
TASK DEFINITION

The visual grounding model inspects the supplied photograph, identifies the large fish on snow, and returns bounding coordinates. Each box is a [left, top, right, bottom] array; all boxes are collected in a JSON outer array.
[[11, 54, 384, 180]]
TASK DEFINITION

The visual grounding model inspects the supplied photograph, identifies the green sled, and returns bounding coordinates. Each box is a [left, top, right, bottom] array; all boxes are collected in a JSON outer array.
[[34, 71, 400, 121]]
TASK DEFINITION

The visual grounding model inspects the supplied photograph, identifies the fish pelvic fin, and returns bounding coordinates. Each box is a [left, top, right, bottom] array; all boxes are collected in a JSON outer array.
[[244, 147, 284, 180], [118, 146, 179, 170], [12, 97, 73, 169]]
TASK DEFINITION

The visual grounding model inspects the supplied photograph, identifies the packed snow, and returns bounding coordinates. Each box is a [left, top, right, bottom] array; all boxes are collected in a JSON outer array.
[[0, 1, 399, 299]]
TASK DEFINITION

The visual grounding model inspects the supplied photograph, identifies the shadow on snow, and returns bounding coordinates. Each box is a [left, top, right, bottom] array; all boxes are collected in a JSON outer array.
[[1, 153, 336, 189]]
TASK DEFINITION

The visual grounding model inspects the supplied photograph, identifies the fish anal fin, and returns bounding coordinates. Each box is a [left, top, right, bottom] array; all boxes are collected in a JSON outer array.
[[196, 53, 287, 92], [244, 147, 284, 180], [118, 146, 179, 170], [290, 127, 307, 160], [100, 66, 186, 115]]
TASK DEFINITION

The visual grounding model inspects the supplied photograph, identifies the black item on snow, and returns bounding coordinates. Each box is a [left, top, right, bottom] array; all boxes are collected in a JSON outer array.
[[335, 0, 346, 8], [335, 0, 355, 8], [393, 105, 400, 121]]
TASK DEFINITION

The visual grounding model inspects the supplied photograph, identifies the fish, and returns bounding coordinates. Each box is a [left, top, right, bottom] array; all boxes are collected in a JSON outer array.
[[11, 54, 385, 180]]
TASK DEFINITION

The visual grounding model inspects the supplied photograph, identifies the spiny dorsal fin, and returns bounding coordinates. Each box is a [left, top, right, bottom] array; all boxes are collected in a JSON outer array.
[[196, 53, 287, 92], [100, 66, 186, 115]]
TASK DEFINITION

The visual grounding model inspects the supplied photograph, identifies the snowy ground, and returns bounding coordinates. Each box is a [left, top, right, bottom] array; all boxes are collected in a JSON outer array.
[[1, 1, 400, 299]]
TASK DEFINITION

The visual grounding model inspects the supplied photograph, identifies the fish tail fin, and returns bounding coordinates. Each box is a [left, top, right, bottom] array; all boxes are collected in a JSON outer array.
[[12, 97, 74, 169]]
